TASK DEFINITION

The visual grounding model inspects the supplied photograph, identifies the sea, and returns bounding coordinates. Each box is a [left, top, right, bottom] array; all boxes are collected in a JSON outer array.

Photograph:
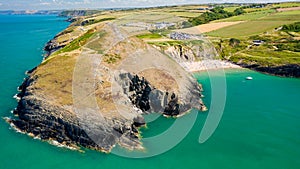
[[0, 14, 300, 169]]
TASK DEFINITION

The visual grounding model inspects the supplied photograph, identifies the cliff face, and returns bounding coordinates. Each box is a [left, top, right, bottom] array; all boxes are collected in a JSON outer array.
[[9, 20, 206, 152], [10, 75, 142, 152], [153, 44, 201, 63]]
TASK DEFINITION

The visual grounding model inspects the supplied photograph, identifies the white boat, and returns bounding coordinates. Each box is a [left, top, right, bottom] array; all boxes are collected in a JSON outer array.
[[246, 76, 253, 80]]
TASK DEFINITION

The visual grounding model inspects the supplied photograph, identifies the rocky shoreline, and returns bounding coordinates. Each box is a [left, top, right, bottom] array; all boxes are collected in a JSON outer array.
[[236, 63, 300, 78], [9, 69, 202, 152]]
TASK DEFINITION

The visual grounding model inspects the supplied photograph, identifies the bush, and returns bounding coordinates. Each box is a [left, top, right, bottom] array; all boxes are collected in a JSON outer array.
[[233, 8, 246, 15], [282, 22, 300, 32], [229, 38, 241, 47], [188, 6, 244, 26]]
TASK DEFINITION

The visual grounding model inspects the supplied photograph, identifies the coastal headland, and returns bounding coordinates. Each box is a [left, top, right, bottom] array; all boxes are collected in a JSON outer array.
[[8, 2, 300, 152]]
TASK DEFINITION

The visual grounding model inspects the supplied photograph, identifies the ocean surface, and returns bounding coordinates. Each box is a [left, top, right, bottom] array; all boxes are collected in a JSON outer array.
[[1, 14, 300, 169]]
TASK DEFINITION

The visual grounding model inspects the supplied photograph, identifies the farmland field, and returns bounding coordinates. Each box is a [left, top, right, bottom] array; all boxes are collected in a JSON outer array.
[[207, 20, 295, 37], [207, 10, 300, 38], [214, 10, 275, 22], [272, 2, 300, 8], [175, 21, 244, 34], [169, 12, 201, 18]]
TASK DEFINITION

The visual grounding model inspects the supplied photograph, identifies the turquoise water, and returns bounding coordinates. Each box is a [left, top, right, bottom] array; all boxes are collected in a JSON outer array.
[[1, 15, 300, 169]]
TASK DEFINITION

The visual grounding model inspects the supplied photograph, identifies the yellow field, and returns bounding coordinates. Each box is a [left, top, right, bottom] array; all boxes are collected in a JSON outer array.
[[174, 21, 244, 34]]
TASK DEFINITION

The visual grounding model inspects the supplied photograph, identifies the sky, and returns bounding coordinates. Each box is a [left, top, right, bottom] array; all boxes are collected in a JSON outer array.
[[0, 0, 298, 10]]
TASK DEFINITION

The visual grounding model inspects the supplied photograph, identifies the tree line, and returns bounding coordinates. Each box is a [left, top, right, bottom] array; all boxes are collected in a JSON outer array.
[[189, 6, 246, 26]]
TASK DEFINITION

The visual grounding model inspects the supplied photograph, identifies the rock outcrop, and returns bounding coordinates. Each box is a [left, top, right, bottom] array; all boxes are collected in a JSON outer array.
[[10, 74, 144, 152], [44, 39, 66, 57], [236, 63, 300, 78]]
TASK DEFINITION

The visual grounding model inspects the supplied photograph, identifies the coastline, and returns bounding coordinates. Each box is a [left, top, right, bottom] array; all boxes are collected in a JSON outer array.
[[182, 60, 300, 78], [10, 14, 207, 153], [6, 5, 299, 155], [179, 60, 242, 72], [235, 63, 300, 78]]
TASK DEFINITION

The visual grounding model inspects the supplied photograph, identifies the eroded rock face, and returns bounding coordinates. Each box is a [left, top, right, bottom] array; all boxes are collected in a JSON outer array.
[[162, 45, 196, 62], [115, 72, 204, 117], [11, 76, 142, 152], [11, 68, 205, 152], [44, 39, 65, 57]]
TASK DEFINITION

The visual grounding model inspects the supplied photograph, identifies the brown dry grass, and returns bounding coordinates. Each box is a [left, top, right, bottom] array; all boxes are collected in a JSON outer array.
[[33, 52, 79, 106], [138, 68, 179, 93]]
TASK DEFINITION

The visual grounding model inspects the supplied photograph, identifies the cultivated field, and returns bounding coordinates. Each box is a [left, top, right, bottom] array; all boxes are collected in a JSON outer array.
[[277, 6, 300, 12], [214, 10, 275, 22], [206, 10, 300, 38], [175, 21, 244, 34]]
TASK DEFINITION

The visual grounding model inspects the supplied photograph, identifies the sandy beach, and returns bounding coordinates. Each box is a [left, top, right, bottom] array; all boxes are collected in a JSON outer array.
[[179, 60, 242, 72]]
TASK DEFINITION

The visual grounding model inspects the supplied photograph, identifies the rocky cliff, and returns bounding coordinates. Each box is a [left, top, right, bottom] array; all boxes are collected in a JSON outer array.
[[9, 18, 206, 152]]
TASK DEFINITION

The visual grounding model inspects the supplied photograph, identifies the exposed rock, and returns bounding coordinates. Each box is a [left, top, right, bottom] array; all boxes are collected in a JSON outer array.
[[44, 39, 65, 57], [170, 32, 202, 40], [116, 72, 203, 117], [59, 10, 90, 17], [133, 116, 146, 127], [11, 74, 142, 152], [236, 63, 300, 78]]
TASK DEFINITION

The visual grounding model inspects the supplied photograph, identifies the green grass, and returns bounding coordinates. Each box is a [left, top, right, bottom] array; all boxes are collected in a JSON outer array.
[[243, 7, 271, 13], [148, 40, 184, 47], [272, 2, 300, 8], [148, 40, 203, 48], [207, 10, 300, 38], [275, 10, 300, 15], [82, 17, 115, 26], [231, 50, 300, 66], [214, 10, 275, 22], [259, 10, 300, 21], [207, 21, 294, 38], [136, 33, 163, 39], [224, 6, 239, 13], [169, 11, 201, 18], [86, 30, 107, 54], [56, 29, 95, 54]]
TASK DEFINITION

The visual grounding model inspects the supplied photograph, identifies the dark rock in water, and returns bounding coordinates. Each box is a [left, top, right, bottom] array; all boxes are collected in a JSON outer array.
[[26, 67, 37, 74], [163, 93, 180, 116], [44, 40, 66, 57], [66, 17, 78, 23], [133, 116, 146, 127], [236, 63, 300, 78]]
